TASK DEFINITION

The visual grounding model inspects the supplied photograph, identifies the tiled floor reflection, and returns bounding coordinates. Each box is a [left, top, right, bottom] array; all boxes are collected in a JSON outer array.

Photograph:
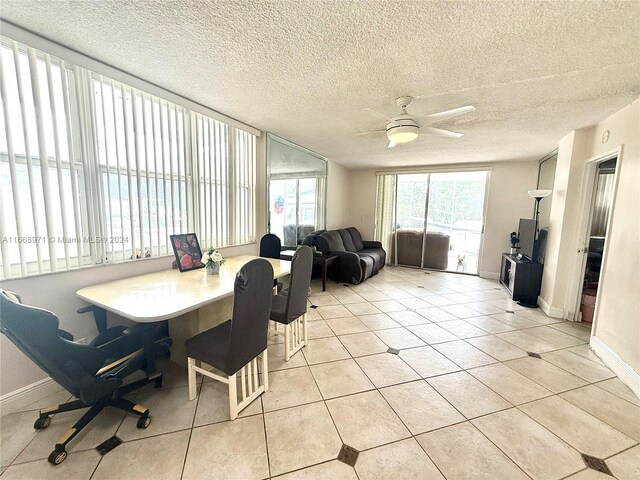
[[1, 266, 638, 479]]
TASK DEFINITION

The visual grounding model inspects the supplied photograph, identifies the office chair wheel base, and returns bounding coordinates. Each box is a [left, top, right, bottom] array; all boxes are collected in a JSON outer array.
[[48, 449, 67, 465], [137, 415, 151, 429], [34, 416, 51, 430]]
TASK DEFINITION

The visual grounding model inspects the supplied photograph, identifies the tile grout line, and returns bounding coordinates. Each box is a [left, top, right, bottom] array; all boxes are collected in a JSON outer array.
[[3, 268, 636, 479]]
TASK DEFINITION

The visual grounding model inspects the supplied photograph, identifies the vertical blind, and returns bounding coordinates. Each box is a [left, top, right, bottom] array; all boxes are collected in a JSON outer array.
[[0, 37, 256, 279]]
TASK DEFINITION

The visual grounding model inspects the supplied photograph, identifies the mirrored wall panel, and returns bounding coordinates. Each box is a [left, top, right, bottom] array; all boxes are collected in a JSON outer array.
[[267, 134, 327, 247]]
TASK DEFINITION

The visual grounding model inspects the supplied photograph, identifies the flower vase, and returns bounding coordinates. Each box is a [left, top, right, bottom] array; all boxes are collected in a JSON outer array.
[[206, 262, 220, 275]]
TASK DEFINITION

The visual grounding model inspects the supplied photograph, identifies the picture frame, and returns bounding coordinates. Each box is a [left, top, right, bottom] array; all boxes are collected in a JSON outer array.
[[170, 233, 205, 272]]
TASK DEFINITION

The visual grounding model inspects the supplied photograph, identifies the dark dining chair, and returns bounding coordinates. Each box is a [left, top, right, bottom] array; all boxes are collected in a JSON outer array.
[[269, 245, 313, 360], [260, 233, 284, 292], [0, 290, 171, 466], [185, 258, 274, 419], [259, 233, 281, 259]]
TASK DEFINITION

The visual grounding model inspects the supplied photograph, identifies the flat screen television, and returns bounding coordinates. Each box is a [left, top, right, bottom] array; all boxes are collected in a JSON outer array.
[[518, 218, 537, 261]]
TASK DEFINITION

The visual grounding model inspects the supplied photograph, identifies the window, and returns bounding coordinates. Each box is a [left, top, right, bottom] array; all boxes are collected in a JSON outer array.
[[0, 36, 256, 279], [92, 77, 190, 262]]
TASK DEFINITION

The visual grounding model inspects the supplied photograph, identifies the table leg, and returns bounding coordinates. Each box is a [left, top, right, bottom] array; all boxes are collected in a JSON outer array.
[[321, 260, 327, 292]]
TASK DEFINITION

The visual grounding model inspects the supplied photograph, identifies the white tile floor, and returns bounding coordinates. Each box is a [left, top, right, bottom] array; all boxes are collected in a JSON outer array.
[[2, 266, 639, 480]]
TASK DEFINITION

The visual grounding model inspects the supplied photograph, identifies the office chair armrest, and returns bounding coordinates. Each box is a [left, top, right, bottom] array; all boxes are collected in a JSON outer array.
[[77, 304, 108, 333]]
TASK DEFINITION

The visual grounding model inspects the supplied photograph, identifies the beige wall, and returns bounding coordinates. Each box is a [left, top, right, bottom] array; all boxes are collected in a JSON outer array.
[[326, 161, 351, 229], [591, 100, 640, 374], [346, 168, 378, 239], [481, 162, 540, 277], [539, 131, 580, 310], [540, 99, 639, 374], [346, 161, 539, 278]]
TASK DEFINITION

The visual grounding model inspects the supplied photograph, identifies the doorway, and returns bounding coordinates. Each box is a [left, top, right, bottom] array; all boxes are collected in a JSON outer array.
[[392, 171, 488, 274], [577, 158, 617, 323]]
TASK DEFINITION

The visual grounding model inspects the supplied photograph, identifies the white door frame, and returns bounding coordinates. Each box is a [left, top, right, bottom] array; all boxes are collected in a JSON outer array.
[[563, 146, 622, 331]]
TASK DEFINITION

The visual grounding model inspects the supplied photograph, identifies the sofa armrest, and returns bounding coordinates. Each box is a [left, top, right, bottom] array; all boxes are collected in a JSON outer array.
[[362, 240, 383, 249], [333, 251, 364, 284]]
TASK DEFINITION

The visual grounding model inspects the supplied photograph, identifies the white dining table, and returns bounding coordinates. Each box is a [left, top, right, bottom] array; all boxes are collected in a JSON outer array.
[[76, 255, 291, 363]]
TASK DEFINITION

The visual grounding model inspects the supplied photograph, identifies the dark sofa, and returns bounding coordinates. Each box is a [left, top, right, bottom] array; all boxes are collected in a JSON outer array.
[[304, 227, 386, 284]]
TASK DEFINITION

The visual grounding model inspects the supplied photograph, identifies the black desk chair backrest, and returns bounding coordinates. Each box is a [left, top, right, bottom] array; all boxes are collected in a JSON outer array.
[[226, 258, 275, 374], [0, 291, 112, 403], [283, 246, 313, 322], [260, 233, 281, 259]]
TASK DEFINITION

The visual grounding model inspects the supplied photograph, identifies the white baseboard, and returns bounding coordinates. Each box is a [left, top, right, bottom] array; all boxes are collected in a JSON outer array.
[[590, 336, 640, 399], [480, 270, 500, 280], [537, 295, 564, 318], [0, 377, 61, 416]]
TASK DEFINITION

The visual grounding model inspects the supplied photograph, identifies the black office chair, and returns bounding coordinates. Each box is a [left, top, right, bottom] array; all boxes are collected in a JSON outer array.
[[269, 246, 313, 360], [185, 258, 274, 419], [259, 233, 281, 259], [0, 290, 171, 466]]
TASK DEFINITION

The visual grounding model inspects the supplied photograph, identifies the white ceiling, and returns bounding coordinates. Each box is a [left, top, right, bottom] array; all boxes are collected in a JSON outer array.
[[2, 1, 639, 169]]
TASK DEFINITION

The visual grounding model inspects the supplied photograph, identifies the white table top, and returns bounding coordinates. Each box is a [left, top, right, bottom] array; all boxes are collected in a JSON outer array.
[[76, 255, 290, 323]]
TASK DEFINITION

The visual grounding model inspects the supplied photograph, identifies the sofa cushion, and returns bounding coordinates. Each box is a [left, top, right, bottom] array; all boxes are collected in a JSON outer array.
[[359, 249, 385, 272], [338, 229, 357, 252], [302, 230, 326, 247], [358, 255, 375, 283], [318, 230, 346, 253], [346, 227, 364, 251]]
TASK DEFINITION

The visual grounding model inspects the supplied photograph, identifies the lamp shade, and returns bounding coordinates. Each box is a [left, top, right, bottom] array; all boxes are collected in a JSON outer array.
[[528, 189, 552, 199], [387, 118, 419, 144]]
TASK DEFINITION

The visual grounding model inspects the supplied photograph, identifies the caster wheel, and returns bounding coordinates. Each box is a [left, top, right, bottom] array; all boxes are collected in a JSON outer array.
[[154, 377, 163, 389], [136, 415, 151, 429], [48, 449, 67, 465], [34, 416, 51, 430]]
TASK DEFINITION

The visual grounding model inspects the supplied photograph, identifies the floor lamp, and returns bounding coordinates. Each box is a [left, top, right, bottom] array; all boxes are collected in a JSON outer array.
[[528, 189, 552, 238]]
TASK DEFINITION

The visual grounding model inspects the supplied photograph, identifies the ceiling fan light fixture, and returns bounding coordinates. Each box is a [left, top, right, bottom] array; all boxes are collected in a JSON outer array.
[[388, 129, 419, 143], [386, 119, 419, 144]]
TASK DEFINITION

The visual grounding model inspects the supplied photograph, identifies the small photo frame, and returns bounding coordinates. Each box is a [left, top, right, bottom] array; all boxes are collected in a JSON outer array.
[[170, 233, 205, 272]]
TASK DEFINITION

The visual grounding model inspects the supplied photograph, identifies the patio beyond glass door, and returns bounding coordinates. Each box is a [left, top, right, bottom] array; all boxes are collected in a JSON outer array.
[[269, 178, 319, 247], [394, 171, 487, 274]]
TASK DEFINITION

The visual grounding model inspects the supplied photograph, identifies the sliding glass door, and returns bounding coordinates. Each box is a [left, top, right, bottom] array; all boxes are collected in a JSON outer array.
[[425, 172, 487, 273], [269, 177, 322, 247], [390, 171, 488, 274]]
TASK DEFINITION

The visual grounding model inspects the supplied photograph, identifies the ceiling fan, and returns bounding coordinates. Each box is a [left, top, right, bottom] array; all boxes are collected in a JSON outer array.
[[359, 96, 476, 148]]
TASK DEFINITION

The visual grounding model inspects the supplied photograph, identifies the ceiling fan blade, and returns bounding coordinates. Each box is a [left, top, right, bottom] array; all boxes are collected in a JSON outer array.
[[419, 127, 464, 138], [361, 108, 392, 121], [355, 129, 387, 136], [421, 105, 475, 124], [387, 141, 397, 148]]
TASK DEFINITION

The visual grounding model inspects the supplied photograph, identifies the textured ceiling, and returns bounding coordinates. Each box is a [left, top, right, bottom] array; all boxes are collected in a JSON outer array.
[[2, 1, 639, 169]]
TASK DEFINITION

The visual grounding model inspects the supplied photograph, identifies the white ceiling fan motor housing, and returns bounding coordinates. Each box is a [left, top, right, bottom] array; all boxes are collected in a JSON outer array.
[[386, 115, 419, 143]]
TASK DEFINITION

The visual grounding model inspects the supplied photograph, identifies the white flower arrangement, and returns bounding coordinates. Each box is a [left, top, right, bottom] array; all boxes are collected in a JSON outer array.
[[202, 247, 225, 268]]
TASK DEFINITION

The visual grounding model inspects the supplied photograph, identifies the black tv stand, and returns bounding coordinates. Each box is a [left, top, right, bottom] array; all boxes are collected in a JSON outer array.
[[500, 254, 543, 308]]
